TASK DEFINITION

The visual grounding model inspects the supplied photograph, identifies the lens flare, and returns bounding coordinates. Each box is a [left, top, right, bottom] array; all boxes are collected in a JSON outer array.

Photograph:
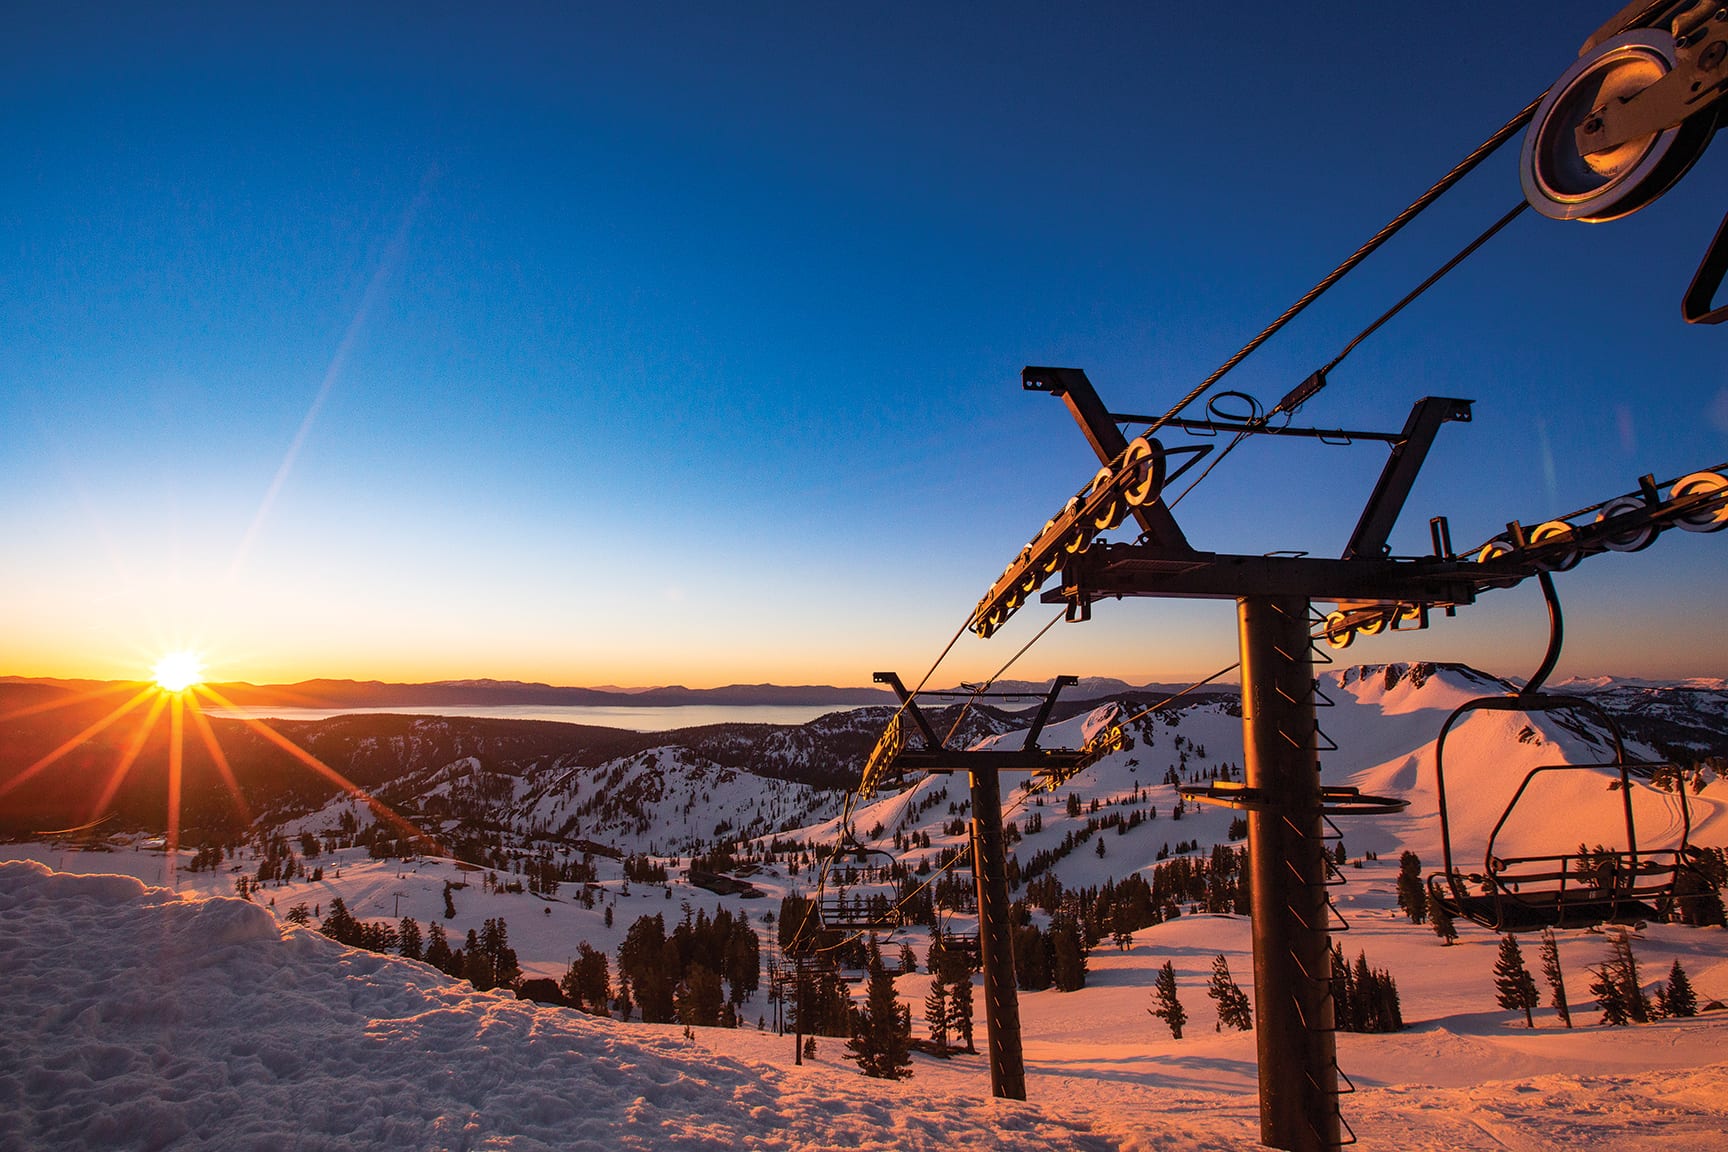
[[152, 652, 204, 693]]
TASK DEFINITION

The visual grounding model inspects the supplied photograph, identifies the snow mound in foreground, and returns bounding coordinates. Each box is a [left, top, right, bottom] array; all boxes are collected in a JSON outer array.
[[0, 861, 1111, 1152]]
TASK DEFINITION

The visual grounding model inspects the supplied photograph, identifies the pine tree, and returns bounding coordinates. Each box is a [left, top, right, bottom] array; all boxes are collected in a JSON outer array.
[[949, 970, 976, 1054], [424, 922, 454, 973], [563, 941, 613, 1016], [1429, 897, 1458, 946], [847, 947, 912, 1079], [1589, 962, 1630, 1026], [1492, 935, 1540, 1027], [1589, 932, 1650, 1025], [1206, 953, 1253, 1031], [923, 971, 950, 1056], [1662, 959, 1698, 1018], [1613, 933, 1649, 1023], [463, 928, 493, 990], [1347, 953, 1375, 1036], [1051, 916, 1089, 992], [675, 964, 724, 1028], [1375, 967, 1405, 1033], [1328, 944, 1352, 1033], [1538, 928, 1572, 1028], [1012, 924, 1052, 991], [319, 897, 362, 946], [398, 917, 423, 962], [1396, 851, 1427, 924], [480, 917, 520, 988], [1150, 960, 1187, 1040]]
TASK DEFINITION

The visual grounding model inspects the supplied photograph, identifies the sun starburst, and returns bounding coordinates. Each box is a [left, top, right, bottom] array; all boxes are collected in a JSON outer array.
[[3, 654, 435, 890], [152, 651, 204, 693]]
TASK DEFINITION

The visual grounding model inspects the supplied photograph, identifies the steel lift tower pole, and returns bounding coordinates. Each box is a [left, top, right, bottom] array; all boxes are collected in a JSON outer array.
[[967, 757, 1026, 1100], [997, 368, 1464, 1150], [1238, 595, 1336, 1151]]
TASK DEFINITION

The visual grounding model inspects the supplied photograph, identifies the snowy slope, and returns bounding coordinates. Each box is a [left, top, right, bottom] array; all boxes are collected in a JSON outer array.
[[0, 860, 1111, 1152], [6, 663, 1728, 1150], [7, 860, 1728, 1151]]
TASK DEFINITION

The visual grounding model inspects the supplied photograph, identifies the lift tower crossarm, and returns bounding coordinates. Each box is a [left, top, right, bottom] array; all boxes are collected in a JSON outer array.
[[1344, 397, 1473, 559], [867, 673, 1089, 776], [1022, 366, 1192, 552]]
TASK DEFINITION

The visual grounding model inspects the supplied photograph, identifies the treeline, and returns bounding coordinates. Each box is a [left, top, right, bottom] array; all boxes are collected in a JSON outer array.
[[999, 846, 1254, 994], [306, 898, 521, 992], [1024, 844, 1251, 940]]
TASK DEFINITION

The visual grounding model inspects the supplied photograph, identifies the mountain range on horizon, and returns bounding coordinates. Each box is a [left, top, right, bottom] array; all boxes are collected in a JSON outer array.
[[0, 673, 1203, 710]]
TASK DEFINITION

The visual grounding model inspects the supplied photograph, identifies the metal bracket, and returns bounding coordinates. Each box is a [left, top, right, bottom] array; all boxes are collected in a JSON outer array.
[[1683, 206, 1728, 323], [1575, 3, 1728, 155], [1344, 397, 1473, 560], [1179, 781, 1409, 816]]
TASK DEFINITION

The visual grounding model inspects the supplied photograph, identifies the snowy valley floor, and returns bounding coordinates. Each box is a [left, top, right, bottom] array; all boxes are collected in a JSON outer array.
[[4, 859, 1728, 1151]]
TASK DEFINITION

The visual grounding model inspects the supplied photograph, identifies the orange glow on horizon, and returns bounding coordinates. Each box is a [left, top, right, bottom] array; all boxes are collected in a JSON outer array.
[[0, 670, 438, 886]]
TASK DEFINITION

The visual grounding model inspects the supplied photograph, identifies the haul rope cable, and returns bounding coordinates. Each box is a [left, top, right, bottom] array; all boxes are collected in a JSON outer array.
[[1127, 2, 1669, 447], [1150, 199, 1536, 517], [981, 84, 1600, 634]]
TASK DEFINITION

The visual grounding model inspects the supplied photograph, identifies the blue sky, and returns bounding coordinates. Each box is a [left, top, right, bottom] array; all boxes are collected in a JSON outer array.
[[2, 2, 1724, 687]]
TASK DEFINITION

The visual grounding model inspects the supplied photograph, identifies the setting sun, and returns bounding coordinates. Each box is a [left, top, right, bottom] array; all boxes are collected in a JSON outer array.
[[152, 651, 204, 693]]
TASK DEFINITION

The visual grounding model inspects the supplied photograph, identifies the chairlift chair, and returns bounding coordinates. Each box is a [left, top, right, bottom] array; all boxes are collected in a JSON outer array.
[[1427, 573, 1698, 932]]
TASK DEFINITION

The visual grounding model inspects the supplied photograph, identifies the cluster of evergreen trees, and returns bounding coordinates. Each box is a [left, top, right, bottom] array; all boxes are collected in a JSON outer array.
[[1021, 846, 1250, 945], [1328, 945, 1404, 1033], [614, 906, 760, 1027], [1010, 911, 1089, 992], [560, 941, 612, 1015], [1144, 954, 1250, 1040], [846, 940, 912, 1079], [920, 935, 977, 1058], [1587, 932, 1698, 1025], [313, 898, 521, 992], [1492, 928, 1699, 1027]]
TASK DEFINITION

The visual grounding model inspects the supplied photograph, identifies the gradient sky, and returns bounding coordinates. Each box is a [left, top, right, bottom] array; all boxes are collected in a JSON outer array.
[[3, 2, 1724, 689]]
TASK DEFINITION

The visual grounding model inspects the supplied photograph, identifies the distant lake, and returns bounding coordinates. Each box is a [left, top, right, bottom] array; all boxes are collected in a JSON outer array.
[[201, 702, 876, 732]]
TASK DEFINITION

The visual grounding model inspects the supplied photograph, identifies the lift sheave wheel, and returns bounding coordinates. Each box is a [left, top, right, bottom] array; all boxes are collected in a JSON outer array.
[[1522, 29, 1716, 222]]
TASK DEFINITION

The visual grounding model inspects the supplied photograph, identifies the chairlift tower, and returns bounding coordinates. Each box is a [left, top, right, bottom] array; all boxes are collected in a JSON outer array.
[[859, 6, 1728, 1147], [965, 365, 1725, 1151], [862, 673, 1100, 1100]]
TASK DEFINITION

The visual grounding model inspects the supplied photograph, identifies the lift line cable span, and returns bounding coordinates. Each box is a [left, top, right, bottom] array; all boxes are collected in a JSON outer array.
[[1136, 94, 1546, 445], [1121, 3, 1672, 451], [1118, 194, 1530, 532], [938, 609, 1068, 749]]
